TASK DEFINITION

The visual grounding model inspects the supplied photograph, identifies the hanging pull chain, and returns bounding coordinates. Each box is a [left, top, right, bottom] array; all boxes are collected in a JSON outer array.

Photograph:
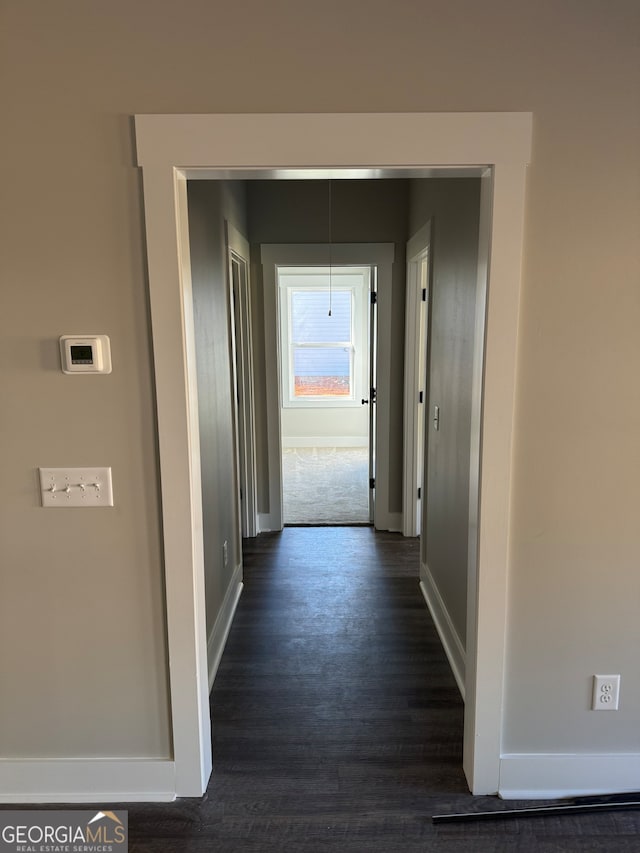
[[328, 179, 332, 317]]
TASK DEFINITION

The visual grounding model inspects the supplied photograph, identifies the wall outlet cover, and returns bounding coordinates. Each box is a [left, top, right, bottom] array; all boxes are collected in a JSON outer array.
[[592, 674, 620, 711]]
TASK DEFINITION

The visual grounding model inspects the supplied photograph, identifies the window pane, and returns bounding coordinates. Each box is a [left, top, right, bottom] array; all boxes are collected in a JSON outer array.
[[291, 290, 351, 343], [293, 346, 351, 397]]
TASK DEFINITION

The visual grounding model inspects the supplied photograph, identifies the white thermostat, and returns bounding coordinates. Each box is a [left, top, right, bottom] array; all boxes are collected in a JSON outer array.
[[60, 335, 112, 374]]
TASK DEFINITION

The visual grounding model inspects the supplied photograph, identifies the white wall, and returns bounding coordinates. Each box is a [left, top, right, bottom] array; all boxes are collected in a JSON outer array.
[[1, 0, 639, 795], [281, 407, 368, 446]]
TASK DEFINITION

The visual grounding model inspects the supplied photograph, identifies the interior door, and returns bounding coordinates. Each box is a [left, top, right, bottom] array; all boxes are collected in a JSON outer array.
[[368, 269, 377, 523], [403, 223, 431, 537], [414, 252, 430, 534], [227, 265, 243, 555], [226, 223, 258, 538]]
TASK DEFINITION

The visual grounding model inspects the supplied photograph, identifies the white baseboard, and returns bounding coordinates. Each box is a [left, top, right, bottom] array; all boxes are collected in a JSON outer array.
[[0, 759, 175, 803], [208, 562, 243, 691], [499, 753, 640, 799], [419, 565, 466, 700], [282, 437, 368, 448]]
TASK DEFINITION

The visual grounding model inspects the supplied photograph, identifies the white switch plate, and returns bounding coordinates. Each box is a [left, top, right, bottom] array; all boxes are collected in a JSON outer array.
[[39, 467, 114, 507]]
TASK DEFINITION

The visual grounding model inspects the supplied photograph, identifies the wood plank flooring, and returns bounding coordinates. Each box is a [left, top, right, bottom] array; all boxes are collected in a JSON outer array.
[[123, 527, 640, 851], [5, 528, 639, 850]]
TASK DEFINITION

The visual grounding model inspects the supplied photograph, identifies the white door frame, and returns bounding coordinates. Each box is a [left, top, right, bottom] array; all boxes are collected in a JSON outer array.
[[134, 112, 532, 797], [260, 242, 395, 532], [402, 222, 431, 538]]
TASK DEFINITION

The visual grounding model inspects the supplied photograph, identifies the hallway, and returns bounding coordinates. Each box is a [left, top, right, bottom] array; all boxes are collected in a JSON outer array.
[[209, 526, 467, 849], [125, 528, 640, 851]]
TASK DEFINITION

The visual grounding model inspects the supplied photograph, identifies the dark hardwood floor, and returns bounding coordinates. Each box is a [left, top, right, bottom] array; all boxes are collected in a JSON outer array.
[[124, 527, 640, 851], [5, 528, 640, 850]]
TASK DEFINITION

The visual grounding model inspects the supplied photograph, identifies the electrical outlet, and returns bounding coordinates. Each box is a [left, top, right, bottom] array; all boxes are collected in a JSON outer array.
[[592, 675, 620, 711], [222, 540, 228, 568]]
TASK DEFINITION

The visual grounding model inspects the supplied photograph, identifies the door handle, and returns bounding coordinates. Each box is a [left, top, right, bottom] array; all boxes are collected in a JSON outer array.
[[361, 398, 369, 405]]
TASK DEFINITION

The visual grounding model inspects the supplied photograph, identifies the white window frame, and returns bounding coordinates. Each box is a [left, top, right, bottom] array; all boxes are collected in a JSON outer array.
[[278, 266, 369, 408]]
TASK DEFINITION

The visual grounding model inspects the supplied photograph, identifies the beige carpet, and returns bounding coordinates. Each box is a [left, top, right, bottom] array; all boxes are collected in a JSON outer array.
[[282, 446, 370, 524]]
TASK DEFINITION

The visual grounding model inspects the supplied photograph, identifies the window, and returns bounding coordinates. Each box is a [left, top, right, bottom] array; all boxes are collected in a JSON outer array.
[[290, 288, 352, 398], [278, 267, 370, 407]]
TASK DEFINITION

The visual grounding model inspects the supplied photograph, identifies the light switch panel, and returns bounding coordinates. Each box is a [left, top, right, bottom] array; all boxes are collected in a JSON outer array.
[[39, 467, 114, 507]]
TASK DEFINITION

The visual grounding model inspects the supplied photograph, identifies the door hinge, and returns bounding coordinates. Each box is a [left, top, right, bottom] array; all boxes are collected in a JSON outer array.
[[370, 291, 377, 305], [422, 288, 427, 302], [419, 390, 424, 404], [371, 387, 377, 403], [369, 477, 376, 489], [417, 487, 421, 499]]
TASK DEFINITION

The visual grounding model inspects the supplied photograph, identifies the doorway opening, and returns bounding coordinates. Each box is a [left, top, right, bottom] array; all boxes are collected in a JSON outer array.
[[276, 264, 374, 525], [135, 111, 532, 799], [260, 241, 394, 533]]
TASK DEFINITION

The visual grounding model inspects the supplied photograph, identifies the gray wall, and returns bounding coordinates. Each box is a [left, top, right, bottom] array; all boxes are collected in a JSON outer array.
[[248, 179, 409, 516], [1, 0, 639, 774], [187, 181, 247, 640], [410, 179, 481, 647]]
